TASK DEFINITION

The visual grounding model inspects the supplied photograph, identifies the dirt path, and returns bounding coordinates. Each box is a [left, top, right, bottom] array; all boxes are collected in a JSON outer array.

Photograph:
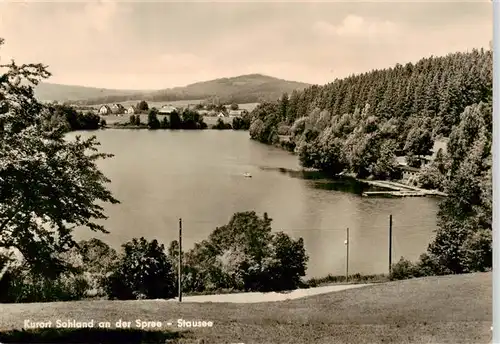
[[159, 284, 371, 303]]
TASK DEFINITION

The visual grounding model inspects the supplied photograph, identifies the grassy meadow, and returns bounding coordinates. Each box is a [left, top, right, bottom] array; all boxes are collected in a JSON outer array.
[[0, 273, 491, 344]]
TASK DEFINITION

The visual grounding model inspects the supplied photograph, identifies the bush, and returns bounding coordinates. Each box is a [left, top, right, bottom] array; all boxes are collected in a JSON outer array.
[[0, 267, 89, 303], [232, 116, 250, 130], [180, 212, 309, 293], [277, 123, 291, 135], [77, 239, 118, 272], [76, 239, 119, 296], [390, 257, 418, 280], [417, 165, 445, 190], [390, 254, 453, 281], [213, 118, 232, 130], [414, 253, 446, 276], [280, 138, 296, 152], [264, 232, 308, 291], [104, 237, 176, 300], [249, 119, 265, 140], [463, 228, 492, 272], [0, 246, 94, 303]]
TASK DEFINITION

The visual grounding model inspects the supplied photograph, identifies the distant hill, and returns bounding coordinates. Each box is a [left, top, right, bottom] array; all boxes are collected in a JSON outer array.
[[33, 83, 149, 103], [34, 74, 311, 105]]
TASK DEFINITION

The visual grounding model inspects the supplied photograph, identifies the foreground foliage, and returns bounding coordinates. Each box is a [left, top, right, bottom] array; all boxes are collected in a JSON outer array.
[[173, 211, 308, 293], [1, 212, 309, 302], [0, 38, 119, 281], [104, 238, 176, 300], [47, 103, 104, 131]]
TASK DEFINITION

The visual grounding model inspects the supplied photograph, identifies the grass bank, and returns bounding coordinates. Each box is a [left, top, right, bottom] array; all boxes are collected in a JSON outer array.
[[0, 272, 491, 344]]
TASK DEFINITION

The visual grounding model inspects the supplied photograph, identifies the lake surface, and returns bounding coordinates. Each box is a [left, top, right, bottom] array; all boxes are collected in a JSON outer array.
[[73, 129, 440, 278]]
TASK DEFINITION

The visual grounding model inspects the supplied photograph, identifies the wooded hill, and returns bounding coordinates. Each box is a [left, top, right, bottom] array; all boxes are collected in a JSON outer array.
[[249, 48, 492, 179], [34, 74, 311, 106]]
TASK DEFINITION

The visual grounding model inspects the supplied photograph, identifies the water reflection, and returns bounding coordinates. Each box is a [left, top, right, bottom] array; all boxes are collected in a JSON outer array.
[[258, 166, 384, 195]]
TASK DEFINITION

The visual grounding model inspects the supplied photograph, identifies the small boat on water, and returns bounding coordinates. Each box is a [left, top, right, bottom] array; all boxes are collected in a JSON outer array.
[[243, 172, 252, 178]]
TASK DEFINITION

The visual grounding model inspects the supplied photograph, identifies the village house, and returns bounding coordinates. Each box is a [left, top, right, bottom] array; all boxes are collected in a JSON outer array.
[[110, 104, 125, 115], [126, 105, 137, 114], [98, 105, 112, 115]]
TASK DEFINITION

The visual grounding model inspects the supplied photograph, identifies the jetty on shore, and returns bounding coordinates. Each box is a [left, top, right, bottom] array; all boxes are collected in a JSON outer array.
[[360, 179, 448, 198]]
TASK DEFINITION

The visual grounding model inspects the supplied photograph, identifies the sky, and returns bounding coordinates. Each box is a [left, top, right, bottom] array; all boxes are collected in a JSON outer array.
[[0, 0, 493, 90]]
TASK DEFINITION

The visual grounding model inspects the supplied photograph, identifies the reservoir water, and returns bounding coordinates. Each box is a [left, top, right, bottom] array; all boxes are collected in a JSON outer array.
[[73, 129, 440, 278]]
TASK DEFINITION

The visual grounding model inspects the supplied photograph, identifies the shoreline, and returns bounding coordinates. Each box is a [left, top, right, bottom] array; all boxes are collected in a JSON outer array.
[[103, 124, 243, 131]]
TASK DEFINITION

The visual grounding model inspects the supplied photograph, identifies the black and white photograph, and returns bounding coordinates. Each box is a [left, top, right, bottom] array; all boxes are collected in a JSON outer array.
[[0, 1, 493, 343]]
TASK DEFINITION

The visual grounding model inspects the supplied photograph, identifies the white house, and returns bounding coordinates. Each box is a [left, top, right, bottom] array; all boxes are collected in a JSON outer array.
[[126, 106, 137, 114], [98, 105, 112, 115], [110, 104, 125, 115]]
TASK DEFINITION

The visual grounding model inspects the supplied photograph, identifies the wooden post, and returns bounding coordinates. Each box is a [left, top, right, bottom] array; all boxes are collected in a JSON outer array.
[[178, 218, 182, 302], [389, 215, 393, 276], [345, 227, 349, 283]]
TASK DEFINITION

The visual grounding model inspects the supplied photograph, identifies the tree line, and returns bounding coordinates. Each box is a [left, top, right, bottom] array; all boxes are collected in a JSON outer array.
[[45, 104, 106, 131], [133, 108, 209, 130], [41, 103, 251, 132], [127, 107, 251, 131], [249, 49, 491, 175]]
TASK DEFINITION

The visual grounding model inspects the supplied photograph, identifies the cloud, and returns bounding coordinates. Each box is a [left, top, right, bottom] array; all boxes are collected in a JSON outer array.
[[0, 2, 491, 89], [313, 15, 398, 39]]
